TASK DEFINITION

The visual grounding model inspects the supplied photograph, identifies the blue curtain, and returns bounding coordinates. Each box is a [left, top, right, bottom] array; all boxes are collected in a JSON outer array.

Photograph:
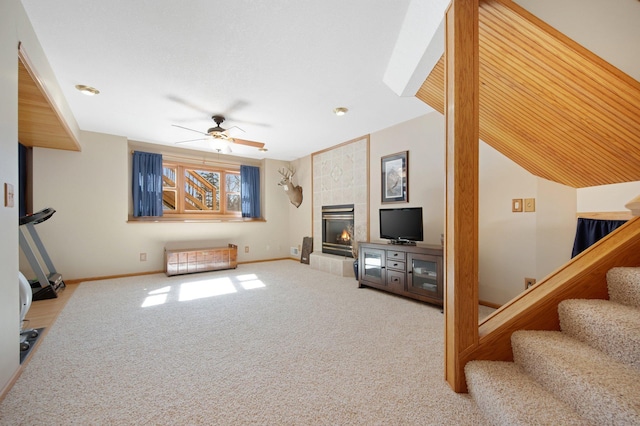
[[571, 218, 627, 258], [132, 151, 163, 217], [240, 165, 261, 218]]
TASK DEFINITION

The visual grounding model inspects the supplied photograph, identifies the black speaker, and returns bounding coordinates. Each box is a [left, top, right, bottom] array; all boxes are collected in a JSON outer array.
[[300, 237, 313, 264]]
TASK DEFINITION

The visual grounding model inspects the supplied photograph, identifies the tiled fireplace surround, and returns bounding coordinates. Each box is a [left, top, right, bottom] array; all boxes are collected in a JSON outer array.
[[310, 136, 369, 277]]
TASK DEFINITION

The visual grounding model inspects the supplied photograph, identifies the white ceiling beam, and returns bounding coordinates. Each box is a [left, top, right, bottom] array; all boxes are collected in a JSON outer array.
[[383, 0, 449, 97]]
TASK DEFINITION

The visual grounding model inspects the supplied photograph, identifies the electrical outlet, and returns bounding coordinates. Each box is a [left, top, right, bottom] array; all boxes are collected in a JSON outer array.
[[140, 253, 147, 262], [244, 246, 249, 253], [290, 247, 299, 256], [525, 277, 536, 289]]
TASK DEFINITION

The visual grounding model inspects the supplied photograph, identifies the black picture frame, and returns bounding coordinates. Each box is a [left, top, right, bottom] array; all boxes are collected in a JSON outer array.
[[381, 151, 408, 203]]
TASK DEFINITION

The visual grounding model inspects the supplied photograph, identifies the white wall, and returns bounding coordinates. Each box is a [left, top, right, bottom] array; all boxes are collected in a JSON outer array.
[[28, 130, 293, 280], [287, 155, 312, 258], [369, 113, 445, 245], [368, 113, 578, 306], [536, 178, 577, 280], [479, 143, 538, 303], [1, 0, 85, 394], [577, 182, 640, 213], [0, 0, 20, 394], [479, 143, 577, 304]]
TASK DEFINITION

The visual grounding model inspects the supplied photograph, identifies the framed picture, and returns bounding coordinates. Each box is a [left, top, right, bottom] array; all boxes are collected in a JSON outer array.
[[381, 151, 408, 203]]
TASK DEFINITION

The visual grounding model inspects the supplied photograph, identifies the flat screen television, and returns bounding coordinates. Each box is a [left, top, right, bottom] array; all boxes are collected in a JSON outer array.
[[379, 207, 423, 245]]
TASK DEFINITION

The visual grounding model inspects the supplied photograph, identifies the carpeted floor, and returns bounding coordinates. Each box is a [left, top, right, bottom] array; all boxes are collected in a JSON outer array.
[[0, 260, 491, 425]]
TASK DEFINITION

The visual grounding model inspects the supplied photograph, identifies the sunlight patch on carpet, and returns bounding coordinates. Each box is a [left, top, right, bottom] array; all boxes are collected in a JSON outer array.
[[141, 274, 269, 307], [236, 273, 265, 290], [179, 277, 237, 301]]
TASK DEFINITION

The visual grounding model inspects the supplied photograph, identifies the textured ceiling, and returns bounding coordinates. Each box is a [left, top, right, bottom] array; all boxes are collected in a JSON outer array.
[[19, 0, 433, 160], [19, 0, 640, 165]]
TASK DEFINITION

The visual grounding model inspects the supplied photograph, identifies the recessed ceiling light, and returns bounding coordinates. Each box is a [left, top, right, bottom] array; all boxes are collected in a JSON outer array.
[[333, 107, 348, 116], [75, 84, 100, 96], [258, 148, 268, 152]]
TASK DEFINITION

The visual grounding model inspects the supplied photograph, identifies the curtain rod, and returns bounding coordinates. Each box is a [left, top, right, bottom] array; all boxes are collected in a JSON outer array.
[[130, 150, 254, 168]]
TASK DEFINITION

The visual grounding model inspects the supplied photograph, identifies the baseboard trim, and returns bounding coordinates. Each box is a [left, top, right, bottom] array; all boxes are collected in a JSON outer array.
[[66, 258, 298, 284], [479, 299, 502, 309], [65, 270, 163, 285]]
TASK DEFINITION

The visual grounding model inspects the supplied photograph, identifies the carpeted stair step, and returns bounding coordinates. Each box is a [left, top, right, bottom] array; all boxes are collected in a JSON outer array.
[[559, 298, 640, 371], [607, 267, 640, 308], [465, 360, 588, 425], [512, 330, 640, 425]]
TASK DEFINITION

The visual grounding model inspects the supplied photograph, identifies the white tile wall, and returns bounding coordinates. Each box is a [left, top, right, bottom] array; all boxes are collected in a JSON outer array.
[[312, 137, 369, 254]]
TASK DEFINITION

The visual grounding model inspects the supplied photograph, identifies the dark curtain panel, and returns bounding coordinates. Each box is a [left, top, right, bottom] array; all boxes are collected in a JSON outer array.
[[240, 165, 261, 218], [18, 143, 27, 218], [132, 151, 163, 217], [571, 218, 627, 258]]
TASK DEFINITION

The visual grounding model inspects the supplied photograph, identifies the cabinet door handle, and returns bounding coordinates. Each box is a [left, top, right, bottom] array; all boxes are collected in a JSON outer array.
[[407, 270, 412, 274]]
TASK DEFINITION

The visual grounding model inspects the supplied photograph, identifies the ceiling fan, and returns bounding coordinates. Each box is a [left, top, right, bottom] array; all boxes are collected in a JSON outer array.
[[172, 115, 266, 152]]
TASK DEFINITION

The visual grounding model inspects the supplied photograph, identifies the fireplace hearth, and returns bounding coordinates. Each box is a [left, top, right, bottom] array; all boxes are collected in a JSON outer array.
[[322, 204, 355, 257]]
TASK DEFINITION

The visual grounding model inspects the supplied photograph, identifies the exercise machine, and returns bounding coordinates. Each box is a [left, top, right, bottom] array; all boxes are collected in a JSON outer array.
[[19, 271, 38, 353], [19, 207, 65, 300]]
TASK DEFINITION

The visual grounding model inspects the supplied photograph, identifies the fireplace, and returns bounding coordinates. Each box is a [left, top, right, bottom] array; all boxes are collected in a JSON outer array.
[[322, 204, 355, 257]]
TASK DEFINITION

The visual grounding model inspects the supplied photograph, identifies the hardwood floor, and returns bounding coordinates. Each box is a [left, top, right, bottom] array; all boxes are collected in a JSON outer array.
[[0, 283, 79, 400], [24, 283, 78, 330], [21, 283, 78, 362]]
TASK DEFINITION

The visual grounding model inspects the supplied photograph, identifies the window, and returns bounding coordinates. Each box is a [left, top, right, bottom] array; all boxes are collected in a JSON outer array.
[[162, 162, 241, 217]]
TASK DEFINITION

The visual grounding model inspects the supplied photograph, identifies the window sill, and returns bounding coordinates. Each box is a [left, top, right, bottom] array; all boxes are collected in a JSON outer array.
[[127, 215, 265, 223]]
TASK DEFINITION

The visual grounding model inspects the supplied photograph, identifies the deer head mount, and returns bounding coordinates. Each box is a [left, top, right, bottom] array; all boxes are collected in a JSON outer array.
[[278, 166, 303, 208]]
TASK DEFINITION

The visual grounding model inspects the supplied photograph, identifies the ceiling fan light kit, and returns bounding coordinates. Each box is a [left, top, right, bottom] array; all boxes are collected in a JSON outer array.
[[172, 114, 266, 153]]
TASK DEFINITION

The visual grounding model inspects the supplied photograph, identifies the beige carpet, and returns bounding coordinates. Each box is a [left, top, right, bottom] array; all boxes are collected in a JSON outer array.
[[466, 266, 640, 425], [0, 260, 490, 425]]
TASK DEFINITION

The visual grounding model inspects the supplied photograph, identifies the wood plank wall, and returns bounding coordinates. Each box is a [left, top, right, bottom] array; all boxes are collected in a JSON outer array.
[[18, 47, 80, 151], [417, 0, 640, 189]]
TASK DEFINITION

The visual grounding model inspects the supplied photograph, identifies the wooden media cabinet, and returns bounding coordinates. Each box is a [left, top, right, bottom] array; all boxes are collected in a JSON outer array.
[[358, 242, 443, 306], [164, 244, 238, 276]]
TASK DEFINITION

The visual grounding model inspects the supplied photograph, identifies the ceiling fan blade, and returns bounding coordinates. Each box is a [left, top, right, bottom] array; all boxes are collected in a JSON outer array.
[[166, 95, 211, 115], [175, 137, 209, 144], [232, 138, 265, 149], [172, 124, 207, 135], [225, 125, 245, 134]]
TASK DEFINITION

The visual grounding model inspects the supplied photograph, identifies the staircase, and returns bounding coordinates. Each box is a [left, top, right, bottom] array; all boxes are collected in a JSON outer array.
[[466, 267, 640, 425]]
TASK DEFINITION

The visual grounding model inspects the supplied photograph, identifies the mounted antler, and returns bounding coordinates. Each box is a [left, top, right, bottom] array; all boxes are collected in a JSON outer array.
[[278, 166, 303, 208]]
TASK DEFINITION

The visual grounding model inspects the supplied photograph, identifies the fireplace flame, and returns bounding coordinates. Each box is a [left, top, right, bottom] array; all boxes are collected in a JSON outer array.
[[340, 229, 351, 242]]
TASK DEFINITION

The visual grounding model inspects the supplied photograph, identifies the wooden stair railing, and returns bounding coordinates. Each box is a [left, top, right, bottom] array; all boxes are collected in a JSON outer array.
[[416, 0, 640, 392], [184, 170, 216, 211], [162, 191, 175, 210], [162, 168, 217, 211], [162, 174, 175, 188], [471, 217, 640, 368]]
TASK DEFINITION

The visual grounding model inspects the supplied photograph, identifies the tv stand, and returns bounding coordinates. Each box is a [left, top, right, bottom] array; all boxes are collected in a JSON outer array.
[[358, 242, 443, 306]]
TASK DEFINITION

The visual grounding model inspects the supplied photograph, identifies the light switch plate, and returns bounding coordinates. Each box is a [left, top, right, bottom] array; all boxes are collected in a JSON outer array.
[[512, 198, 522, 212], [524, 198, 536, 212], [4, 183, 14, 207]]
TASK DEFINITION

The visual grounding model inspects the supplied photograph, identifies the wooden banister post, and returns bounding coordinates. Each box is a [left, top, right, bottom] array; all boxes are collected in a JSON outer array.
[[444, 0, 480, 393]]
